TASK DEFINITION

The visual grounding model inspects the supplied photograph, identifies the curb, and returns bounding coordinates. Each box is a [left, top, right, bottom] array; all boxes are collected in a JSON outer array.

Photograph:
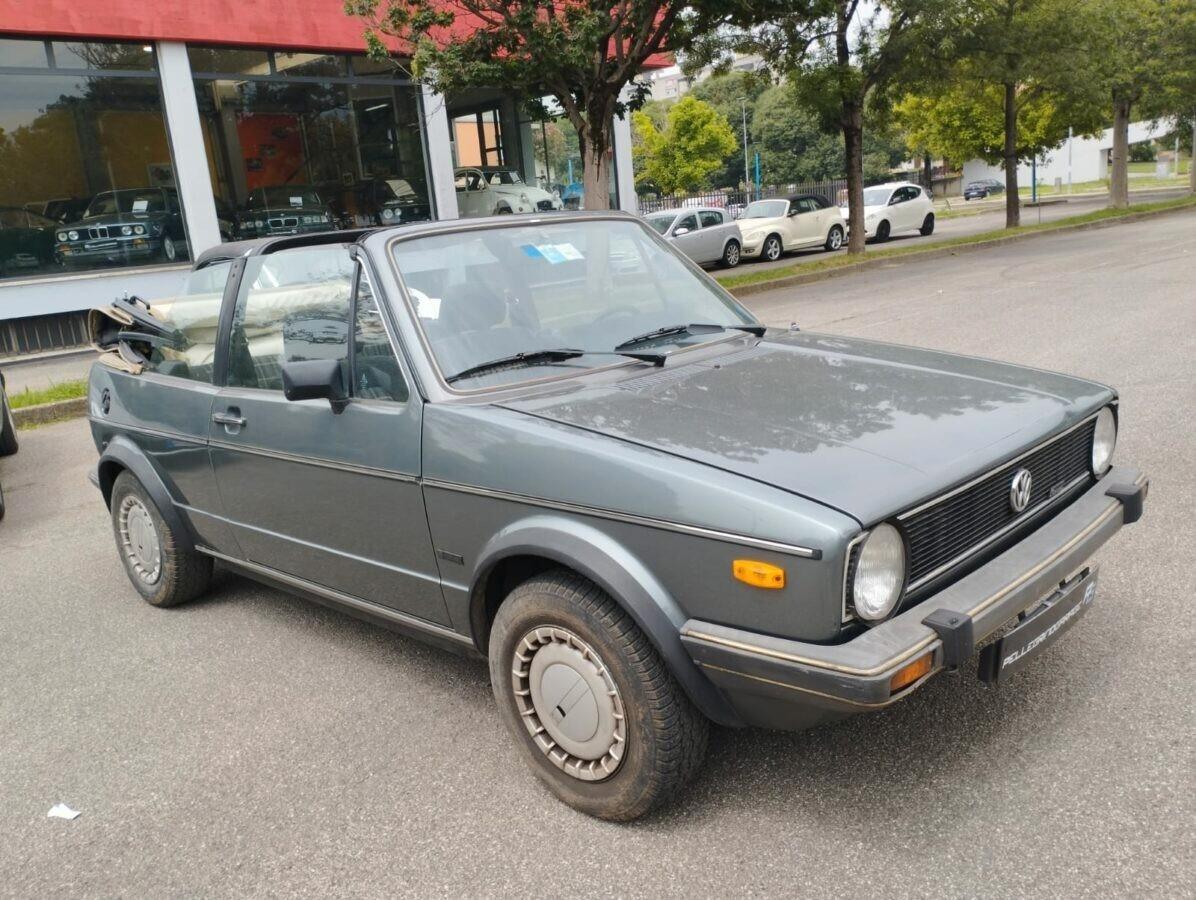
[[13, 396, 88, 428], [722, 199, 1196, 299]]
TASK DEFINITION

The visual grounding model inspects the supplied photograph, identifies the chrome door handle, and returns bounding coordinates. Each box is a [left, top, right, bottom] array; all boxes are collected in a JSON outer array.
[[212, 412, 246, 427]]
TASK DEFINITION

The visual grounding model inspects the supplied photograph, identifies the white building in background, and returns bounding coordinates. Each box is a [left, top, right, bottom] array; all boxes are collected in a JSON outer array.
[[645, 54, 767, 103], [962, 119, 1177, 188]]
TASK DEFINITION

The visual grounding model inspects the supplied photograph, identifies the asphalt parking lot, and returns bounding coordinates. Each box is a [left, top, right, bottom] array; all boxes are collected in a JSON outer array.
[[1, 209, 1193, 896]]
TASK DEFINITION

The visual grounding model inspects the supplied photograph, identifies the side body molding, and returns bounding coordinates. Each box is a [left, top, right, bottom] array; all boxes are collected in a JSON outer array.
[[470, 515, 743, 727], [95, 433, 197, 553]]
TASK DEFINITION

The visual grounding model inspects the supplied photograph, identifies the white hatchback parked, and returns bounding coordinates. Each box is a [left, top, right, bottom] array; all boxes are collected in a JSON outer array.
[[841, 182, 935, 242]]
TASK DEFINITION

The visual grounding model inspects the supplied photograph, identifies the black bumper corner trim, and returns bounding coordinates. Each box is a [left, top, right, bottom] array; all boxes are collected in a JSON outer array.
[[1105, 479, 1147, 525], [921, 608, 974, 669]]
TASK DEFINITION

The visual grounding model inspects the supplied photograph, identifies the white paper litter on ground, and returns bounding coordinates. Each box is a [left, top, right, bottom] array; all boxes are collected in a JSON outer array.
[[47, 803, 81, 820]]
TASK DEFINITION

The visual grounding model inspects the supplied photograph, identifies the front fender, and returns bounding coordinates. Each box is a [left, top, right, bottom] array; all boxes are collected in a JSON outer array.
[[472, 514, 743, 727], [95, 433, 197, 553]]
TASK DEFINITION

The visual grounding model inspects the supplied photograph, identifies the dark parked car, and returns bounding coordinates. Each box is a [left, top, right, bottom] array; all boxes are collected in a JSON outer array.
[[0, 207, 56, 277], [964, 178, 1007, 200], [329, 179, 432, 228], [0, 369, 18, 519], [87, 212, 1147, 821], [236, 185, 333, 238], [55, 188, 187, 268]]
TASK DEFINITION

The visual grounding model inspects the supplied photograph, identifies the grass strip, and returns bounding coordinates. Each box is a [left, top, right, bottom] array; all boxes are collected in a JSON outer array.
[[715, 195, 1196, 291], [8, 378, 88, 410]]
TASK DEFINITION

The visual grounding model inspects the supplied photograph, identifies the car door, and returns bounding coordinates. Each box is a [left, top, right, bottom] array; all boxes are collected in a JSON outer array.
[[889, 187, 917, 230], [669, 213, 703, 261], [697, 210, 728, 262], [207, 244, 450, 625]]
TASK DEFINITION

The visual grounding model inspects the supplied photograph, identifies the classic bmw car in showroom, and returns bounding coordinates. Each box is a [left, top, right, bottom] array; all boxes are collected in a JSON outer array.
[[56, 188, 188, 268], [737, 194, 846, 261], [86, 211, 1146, 820], [235, 185, 334, 239]]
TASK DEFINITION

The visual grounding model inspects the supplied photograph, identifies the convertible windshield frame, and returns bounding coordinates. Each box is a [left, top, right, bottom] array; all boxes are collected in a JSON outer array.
[[380, 213, 760, 397]]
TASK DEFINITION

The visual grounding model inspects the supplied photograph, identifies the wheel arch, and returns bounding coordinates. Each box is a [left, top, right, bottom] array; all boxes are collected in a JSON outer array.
[[96, 434, 197, 552], [468, 515, 742, 727]]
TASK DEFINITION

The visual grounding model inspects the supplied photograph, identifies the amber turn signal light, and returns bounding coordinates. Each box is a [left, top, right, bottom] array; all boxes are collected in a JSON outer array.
[[732, 560, 785, 590], [889, 652, 933, 693]]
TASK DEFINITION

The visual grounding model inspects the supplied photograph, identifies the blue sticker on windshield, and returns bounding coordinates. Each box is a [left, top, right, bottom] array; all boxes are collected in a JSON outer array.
[[521, 244, 542, 259], [538, 245, 567, 264]]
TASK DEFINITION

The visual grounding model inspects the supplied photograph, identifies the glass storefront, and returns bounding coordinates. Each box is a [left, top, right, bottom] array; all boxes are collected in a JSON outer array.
[[0, 38, 184, 281], [190, 47, 434, 241]]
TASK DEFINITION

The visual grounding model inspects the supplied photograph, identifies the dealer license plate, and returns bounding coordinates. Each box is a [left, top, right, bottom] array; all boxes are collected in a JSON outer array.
[[978, 568, 1098, 684]]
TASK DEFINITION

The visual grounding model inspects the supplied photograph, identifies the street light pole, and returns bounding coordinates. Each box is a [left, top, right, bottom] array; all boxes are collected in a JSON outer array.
[[740, 98, 750, 201]]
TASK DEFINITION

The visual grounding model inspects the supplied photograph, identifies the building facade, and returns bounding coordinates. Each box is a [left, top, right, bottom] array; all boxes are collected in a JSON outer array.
[[0, 2, 640, 356]]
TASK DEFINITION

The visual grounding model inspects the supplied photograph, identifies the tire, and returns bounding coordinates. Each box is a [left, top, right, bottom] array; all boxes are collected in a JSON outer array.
[[874, 220, 891, 242], [161, 235, 178, 262], [824, 225, 844, 252], [919, 213, 935, 236], [761, 234, 783, 262], [489, 570, 709, 821], [0, 390, 18, 457], [720, 239, 741, 268], [495, 205, 513, 215], [0, 478, 6, 522], [109, 470, 211, 608]]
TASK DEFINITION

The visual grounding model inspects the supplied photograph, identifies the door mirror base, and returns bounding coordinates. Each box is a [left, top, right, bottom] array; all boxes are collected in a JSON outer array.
[[282, 359, 349, 413]]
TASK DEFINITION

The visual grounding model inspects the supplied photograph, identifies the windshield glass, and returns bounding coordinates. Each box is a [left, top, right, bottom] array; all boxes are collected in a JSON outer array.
[[85, 190, 166, 217], [742, 200, 788, 219], [391, 219, 756, 389], [250, 186, 323, 209], [484, 170, 523, 186], [644, 214, 675, 235], [857, 187, 893, 207]]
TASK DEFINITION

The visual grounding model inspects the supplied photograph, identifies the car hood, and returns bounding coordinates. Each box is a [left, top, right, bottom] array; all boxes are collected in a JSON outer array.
[[64, 212, 166, 228], [738, 216, 785, 235], [498, 333, 1113, 524]]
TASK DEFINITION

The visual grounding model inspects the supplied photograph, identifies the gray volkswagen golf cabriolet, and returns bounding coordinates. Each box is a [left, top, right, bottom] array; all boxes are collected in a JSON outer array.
[[87, 211, 1147, 820]]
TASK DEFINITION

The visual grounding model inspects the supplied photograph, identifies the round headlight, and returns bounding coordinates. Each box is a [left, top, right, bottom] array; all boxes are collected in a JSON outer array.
[[255, 219, 264, 228], [134, 225, 145, 235], [57, 231, 67, 241], [68, 230, 78, 240], [852, 524, 906, 622], [121, 225, 132, 235], [381, 208, 394, 220], [1092, 407, 1116, 475]]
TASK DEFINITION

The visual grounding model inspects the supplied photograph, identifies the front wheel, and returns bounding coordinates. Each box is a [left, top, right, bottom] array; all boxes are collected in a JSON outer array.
[[109, 470, 212, 607], [761, 234, 783, 262], [489, 570, 709, 821], [0, 390, 18, 457], [160, 235, 178, 262], [824, 225, 844, 252], [920, 213, 935, 236], [720, 239, 741, 268], [873, 219, 891, 242]]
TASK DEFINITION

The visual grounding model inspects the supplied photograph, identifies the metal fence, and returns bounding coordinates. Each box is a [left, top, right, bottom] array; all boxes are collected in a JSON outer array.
[[0, 311, 89, 358], [637, 180, 849, 217]]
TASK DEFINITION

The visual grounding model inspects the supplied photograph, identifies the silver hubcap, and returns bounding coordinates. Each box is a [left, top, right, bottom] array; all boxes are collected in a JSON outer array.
[[512, 626, 626, 782], [163, 237, 176, 260], [119, 496, 162, 584], [766, 239, 780, 260], [727, 244, 739, 264], [830, 229, 842, 249]]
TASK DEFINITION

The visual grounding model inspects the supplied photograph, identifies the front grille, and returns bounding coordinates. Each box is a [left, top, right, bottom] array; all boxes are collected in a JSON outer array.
[[87, 226, 110, 239], [537, 199, 556, 211], [899, 419, 1097, 588]]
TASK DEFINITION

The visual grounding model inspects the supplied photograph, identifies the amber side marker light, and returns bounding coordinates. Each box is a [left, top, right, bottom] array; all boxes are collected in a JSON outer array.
[[733, 560, 786, 590], [889, 653, 933, 693]]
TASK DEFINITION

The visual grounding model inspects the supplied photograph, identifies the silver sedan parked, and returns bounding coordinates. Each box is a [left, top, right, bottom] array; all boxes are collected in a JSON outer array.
[[644, 207, 742, 268]]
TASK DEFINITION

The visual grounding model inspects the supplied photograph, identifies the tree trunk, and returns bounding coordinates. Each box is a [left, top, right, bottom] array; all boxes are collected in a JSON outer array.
[[923, 153, 933, 192], [843, 103, 866, 255], [1109, 96, 1131, 209], [1190, 113, 1195, 194], [1003, 81, 1020, 228], [580, 116, 613, 211]]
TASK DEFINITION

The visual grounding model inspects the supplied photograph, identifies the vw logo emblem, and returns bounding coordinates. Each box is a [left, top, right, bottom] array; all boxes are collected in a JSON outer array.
[[1009, 468, 1033, 513]]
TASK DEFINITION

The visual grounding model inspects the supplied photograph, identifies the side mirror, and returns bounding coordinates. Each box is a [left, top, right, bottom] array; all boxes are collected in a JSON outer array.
[[889, 195, 902, 205], [673, 226, 691, 236], [282, 358, 348, 413], [788, 209, 800, 217]]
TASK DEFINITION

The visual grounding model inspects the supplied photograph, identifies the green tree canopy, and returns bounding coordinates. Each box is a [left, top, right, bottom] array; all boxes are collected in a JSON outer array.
[[632, 95, 738, 193]]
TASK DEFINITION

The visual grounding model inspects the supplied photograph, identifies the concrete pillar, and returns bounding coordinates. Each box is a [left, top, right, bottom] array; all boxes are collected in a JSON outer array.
[[612, 103, 637, 214], [156, 41, 222, 255], [421, 83, 459, 220]]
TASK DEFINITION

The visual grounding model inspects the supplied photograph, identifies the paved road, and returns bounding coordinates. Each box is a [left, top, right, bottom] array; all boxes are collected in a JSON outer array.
[[1, 211, 1193, 896], [730, 187, 1189, 276]]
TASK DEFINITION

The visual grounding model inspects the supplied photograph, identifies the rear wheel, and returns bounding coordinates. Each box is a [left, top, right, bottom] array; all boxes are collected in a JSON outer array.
[[109, 470, 212, 608], [0, 390, 18, 457], [489, 570, 709, 821], [720, 239, 741, 268], [824, 225, 844, 252], [919, 213, 935, 236], [761, 234, 783, 262]]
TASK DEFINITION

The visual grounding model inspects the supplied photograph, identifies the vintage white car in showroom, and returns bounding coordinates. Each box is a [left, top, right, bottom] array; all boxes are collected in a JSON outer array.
[[454, 167, 564, 217], [737, 195, 846, 262], [841, 181, 936, 242]]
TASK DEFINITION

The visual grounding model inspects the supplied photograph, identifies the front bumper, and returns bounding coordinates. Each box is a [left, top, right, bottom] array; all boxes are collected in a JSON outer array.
[[681, 466, 1148, 731]]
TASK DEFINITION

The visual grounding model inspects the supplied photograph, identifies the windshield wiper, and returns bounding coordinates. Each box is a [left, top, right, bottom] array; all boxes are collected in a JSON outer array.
[[614, 322, 766, 351], [445, 348, 666, 385]]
